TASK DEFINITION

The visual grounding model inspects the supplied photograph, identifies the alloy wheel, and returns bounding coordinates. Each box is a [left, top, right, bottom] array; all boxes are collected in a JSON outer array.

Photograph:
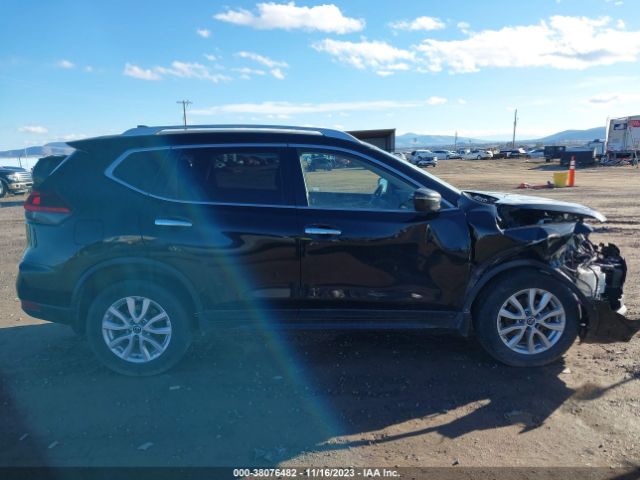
[[101, 296, 172, 363], [496, 288, 566, 355]]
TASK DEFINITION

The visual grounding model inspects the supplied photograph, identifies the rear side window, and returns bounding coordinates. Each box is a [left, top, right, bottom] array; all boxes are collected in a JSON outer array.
[[112, 147, 286, 205]]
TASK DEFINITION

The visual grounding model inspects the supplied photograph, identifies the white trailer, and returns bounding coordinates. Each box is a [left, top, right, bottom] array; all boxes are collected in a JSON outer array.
[[606, 116, 640, 158]]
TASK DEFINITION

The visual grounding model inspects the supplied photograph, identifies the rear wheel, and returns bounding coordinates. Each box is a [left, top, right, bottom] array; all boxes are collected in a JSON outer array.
[[0, 180, 7, 198], [474, 272, 579, 367], [86, 281, 192, 375]]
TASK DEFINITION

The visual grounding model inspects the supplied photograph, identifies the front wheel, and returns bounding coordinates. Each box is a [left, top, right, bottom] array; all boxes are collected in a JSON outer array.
[[86, 281, 193, 375], [474, 272, 579, 367]]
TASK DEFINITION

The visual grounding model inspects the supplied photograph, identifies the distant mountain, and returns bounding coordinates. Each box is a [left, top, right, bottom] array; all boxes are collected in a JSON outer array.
[[534, 127, 605, 144], [0, 142, 74, 159], [396, 127, 607, 148], [396, 132, 484, 148]]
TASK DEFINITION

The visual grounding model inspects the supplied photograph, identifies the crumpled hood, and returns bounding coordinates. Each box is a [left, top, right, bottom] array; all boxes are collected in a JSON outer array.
[[464, 191, 607, 222]]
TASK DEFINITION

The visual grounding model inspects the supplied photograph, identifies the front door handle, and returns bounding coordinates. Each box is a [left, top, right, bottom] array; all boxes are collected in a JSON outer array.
[[304, 227, 342, 236], [155, 218, 193, 227]]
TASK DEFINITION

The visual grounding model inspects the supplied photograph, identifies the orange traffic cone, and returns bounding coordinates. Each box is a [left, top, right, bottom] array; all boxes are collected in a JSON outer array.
[[568, 156, 576, 187]]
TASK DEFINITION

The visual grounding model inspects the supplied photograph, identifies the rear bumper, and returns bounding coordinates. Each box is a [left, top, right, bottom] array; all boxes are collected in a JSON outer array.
[[17, 262, 74, 325], [19, 300, 74, 325]]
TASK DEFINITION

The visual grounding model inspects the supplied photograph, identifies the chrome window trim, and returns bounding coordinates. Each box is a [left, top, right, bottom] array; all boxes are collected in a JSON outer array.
[[104, 142, 458, 212], [104, 143, 294, 208]]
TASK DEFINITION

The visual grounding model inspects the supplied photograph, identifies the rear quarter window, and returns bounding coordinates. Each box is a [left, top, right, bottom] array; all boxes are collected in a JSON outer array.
[[112, 147, 286, 205]]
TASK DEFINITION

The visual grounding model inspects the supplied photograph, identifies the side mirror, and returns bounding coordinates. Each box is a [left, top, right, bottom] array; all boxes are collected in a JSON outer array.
[[413, 188, 441, 213]]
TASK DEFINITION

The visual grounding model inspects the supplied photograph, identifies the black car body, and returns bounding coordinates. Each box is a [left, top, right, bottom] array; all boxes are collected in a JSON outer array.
[[0, 166, 33, 197], [17, 125, 638, 375]]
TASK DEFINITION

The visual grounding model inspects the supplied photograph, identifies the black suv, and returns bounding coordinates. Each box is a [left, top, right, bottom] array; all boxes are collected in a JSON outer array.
[[0, 165, 33, 197], [17, 125, 637, 375]]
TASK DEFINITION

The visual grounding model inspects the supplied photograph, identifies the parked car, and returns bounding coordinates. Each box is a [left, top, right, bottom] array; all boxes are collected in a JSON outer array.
[[304, 153, 335, 171], [410, 150, 438, 167], [462, 149, 493, 160], [527, 148, 546, 159], [432, 150, 456, 160], [508, 148, 528, 158], [17, 124, 637, 375], [0, 166, 33, 197]]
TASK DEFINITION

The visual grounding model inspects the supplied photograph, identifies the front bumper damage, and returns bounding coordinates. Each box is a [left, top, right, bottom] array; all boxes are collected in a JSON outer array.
[[563, 242, 638, 342], [583, 300, 639, 343]]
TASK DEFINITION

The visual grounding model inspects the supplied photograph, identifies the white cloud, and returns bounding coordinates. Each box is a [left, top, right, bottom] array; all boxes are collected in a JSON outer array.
[[191, 99, 445, 116], [270, 68, 285, 80], [457, 98, 467, 104], [315, 16, 640, 76], [18, 125, 48, 134], [214, 2, 364, 34], [312, 39, 415, 71], [235, 51, 289, 79], [616, 19, 625, 29], [457, 21, 471, 34], [56, 59, 75, 69], [390, 16, 445, 31], [204, 54, 218, 61], [156, 61, 230, 82], [123, 63, 162, 80], [584, 92, 640, 106], [196, 28, 211, 38], [415, 15, 640, 73], [236, 51, 288, 68], [427, 96, 447, 105], [124, 61, 230, 83], [83, 65, 94, 72]]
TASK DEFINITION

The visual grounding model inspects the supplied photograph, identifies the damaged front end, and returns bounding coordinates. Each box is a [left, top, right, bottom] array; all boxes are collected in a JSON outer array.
[[554, 226, 636, 342], [464, 191, 639, 342]]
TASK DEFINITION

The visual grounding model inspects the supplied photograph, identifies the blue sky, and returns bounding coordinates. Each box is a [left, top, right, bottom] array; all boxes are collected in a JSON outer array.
[[1, 0, 639, 149]]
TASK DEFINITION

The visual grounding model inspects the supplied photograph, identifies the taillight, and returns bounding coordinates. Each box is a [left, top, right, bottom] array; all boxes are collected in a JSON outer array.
[[24, 191, 71, 214]]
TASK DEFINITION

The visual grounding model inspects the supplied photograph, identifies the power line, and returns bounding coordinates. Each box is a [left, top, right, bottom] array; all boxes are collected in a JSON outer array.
[[176, 100, 192, 126], [512, 108, 518, 148]]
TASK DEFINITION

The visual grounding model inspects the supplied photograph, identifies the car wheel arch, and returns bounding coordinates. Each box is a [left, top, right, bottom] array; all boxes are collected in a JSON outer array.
[[464, 259, 592, 332], [71, 257, 202, 333]]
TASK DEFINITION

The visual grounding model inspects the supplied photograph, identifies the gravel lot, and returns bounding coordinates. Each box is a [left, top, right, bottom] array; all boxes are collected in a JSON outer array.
[[0, 159, 639, 473]]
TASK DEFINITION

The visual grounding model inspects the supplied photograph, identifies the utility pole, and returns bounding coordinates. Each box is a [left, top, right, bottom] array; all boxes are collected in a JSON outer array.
[[176, 100, 192, 127], [454, 131, 458, 150], [512, 108, 518, 148]]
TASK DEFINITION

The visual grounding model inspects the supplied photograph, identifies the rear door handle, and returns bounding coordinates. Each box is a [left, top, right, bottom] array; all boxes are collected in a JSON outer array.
[[304, 227, 342, 236], [155, 218, 193, 227]]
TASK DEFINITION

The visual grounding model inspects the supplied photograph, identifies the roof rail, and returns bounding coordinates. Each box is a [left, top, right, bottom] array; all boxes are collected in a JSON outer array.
[[120, 124, 359, 143]]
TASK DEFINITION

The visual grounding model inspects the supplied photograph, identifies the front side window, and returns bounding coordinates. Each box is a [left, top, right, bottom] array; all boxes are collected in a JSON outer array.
[[113, 147, 285, 205], [298, 150, 416, 210]]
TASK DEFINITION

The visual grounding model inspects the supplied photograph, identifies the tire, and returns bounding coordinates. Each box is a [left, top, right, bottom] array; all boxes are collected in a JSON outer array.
[[474, 271, 579, 367], [477, 155, 482, 160], [86, 281, 193, 376], [0, 180, 7, 198]]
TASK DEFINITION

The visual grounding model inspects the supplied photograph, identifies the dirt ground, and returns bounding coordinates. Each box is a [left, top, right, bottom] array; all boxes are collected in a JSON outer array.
[[0, 159, 639, 474]]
